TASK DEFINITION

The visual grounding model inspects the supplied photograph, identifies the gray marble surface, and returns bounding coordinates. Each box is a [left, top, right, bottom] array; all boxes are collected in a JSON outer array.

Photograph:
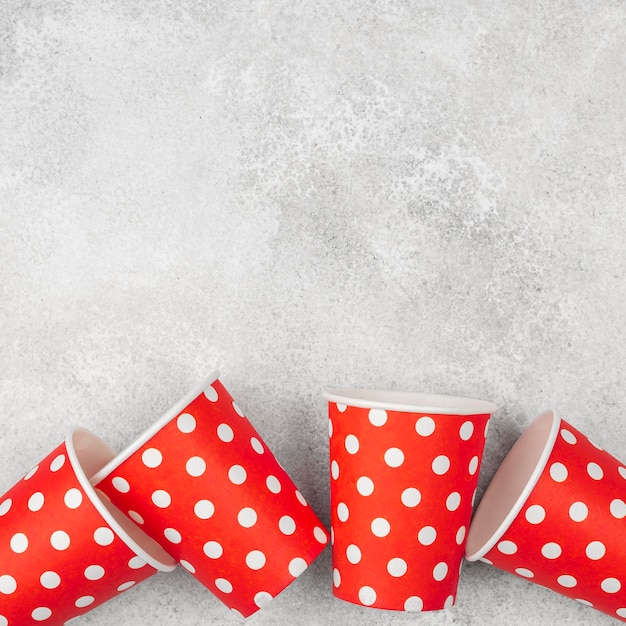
[[2, 1, 626, 624]]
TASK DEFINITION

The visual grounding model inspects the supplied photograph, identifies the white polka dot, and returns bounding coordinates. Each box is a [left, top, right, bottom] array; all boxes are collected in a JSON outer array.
[[180, 560, 196, 573], [266, 475, 281, 493], [415, 416, 436, 436], [356, 476, 374, 496], [469, 456, 479, 475], [328, 419, 333, 438], [204, 386, 218, 401], [460, 421, 474, 440], [50, 531, 70, 551], [331, 460, 340, 480], [40, 571, 61, 589], [525, 504, 546, 524], [550, 462, 568, 482], [558, 575, 577, 588], [0, 617, 6, 626], [50, 454, 66, 472], [255, 591, 273, 607], [128, 510, 144, 525], [217, 424, 234, 443], [246, 550, 266, 570], [314, 527, 328, 544], [93, 527, 115, 546], [286, 558, 308, 579], [560, 429, 577, 445], [279, 515, 296, 535], [515, 568, 534, 578], [346, 544, 362, 564], [112, 477, 130, 493], [345, 434, 359, 454], [151, 490, 172, 508], [237, 507, 257, 528], [215, 578, 233, 593], [617, 608, 626, 618], [610, 499, 626, 519], [446, 492, 461, 511], [117, 581, 136, 592], [371, 517, 391, 537], [164, 528, 182, 544], [418, 526, 437, 546], [444, 595, 455, 609], [228, 465, 247, 485], [337, 502, 349, 522], [142, 448, 163, 468], [541, 542, 562, 559], [479, 557, 493, 564], [387, 557, 408, 577], [128, 556, 146, 569], [602, 577, 622, 593], [433, 562, 449, 581], [177, 413, 196, 433], [587, 462, 604, 480], [0, 575, 17, 594], [404, 596, 423, 611], [64, 488, 83, 509], [331, 528, 334, 545], [203, 541, 223, 559], [84, 565, 105, 581], [432, 455, 451, 475], [10, 533, 28, 554], [569, 501, 588, 522], [619, 466, 626, 480], [250, 437, 264, 454], [24, 465, 39, 480], [28, 492, 45, 512], [358, 586, 376, 606], [368, 409, 387, 426], [586, 541, 606, 560], [337, 403, 347, 412], [333, 568, 341, 587], [384, 448, 405, 468], [497, 540, 518, 555], [295, 490, 308, 506], [32, 607, 53, 620], [186, 456, 207, 477], [456, 526, 466, 545], [0, 500, 12, 516], [401, 487, 421, 508]]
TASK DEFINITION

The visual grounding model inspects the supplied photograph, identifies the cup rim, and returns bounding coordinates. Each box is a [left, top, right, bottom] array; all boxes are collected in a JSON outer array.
[[323, 387, 498, 416], [464, 409, 561, 561], [89, 370, 220, 487], [66, 426, 177, 572]]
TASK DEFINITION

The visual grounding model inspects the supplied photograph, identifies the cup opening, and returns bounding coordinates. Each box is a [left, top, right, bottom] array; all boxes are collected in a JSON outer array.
[[465, 410, 561, 561], [89, 371, 220, 486], [323, 387, 498, 416], [67, 427, 177, 572]]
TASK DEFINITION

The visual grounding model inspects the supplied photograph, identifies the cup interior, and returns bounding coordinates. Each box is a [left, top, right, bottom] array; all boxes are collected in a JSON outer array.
[[465, 410, 560, 560], [67, 428, 177, 571]]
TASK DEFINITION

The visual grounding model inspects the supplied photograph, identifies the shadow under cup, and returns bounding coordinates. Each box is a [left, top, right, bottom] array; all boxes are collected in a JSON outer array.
[[325, 387, 497, 612]]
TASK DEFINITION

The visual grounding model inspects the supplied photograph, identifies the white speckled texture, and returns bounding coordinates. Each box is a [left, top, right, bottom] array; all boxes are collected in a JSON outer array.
[[2, 1, 626, 624]]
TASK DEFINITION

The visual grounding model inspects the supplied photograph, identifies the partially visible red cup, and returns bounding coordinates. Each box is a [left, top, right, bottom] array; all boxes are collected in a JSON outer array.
[[0, 427, 176, 626], [466, 410, 626, 622], [92, 372, 329, 620]]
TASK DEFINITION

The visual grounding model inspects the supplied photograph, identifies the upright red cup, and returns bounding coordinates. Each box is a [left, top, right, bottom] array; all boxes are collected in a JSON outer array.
[[466, 410, 626, 622], [92, 372, 329, 620], [325, 387, 497, 612], [0, 428, 176, 626]]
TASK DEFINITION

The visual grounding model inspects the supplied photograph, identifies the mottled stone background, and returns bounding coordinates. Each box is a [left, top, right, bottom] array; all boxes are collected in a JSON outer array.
[[2, 1, 626, 624]]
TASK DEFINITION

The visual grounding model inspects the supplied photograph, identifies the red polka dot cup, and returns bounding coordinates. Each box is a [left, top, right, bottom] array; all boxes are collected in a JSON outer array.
[[466, 410, 626, 622], [0, 427, 176, 626], [325, 387, 497, 612], [92, 372, 330, 620]]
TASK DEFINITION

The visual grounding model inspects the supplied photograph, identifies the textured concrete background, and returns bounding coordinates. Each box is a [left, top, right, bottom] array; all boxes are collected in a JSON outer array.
[[2, 1, 626, 624]]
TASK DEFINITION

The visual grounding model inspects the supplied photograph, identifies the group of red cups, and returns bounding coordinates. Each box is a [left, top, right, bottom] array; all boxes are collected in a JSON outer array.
[[1, 372, 625, 624]]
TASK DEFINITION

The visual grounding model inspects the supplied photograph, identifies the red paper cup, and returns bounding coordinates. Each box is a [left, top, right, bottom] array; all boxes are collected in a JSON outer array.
[[325, 387, 497, 612], [92, 372, 329, 619], [466, 410, 626, 622], [0, 427, 176, 626]]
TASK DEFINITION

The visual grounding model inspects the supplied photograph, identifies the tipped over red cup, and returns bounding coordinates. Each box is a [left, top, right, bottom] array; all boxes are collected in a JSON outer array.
[[93, 372, 329, 620], [466, 410, 626, 622], [325, 387, 497, 612], [0, 428, 176, 626]]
